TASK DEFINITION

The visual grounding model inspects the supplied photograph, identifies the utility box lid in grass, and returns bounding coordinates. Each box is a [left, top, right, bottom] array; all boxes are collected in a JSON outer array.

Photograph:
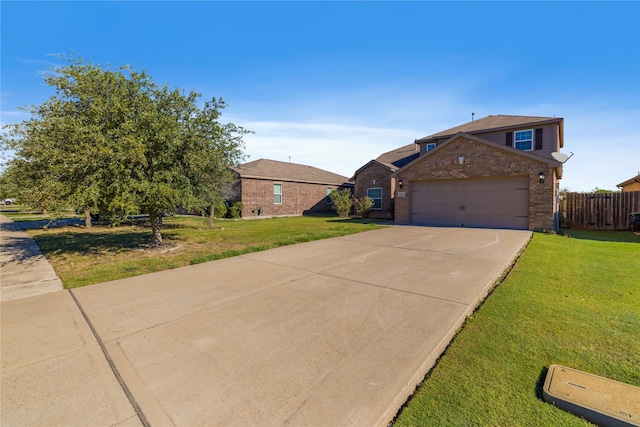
[[543, 364, 640, 427]]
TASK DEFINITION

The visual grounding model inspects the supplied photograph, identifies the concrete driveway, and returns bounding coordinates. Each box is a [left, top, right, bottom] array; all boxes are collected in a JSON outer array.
[[1, 226, 531, 426]]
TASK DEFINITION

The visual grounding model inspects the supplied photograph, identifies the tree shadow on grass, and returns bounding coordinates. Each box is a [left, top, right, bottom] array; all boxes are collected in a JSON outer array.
[[0, 221, 26, 233], [31, 229, 155, 256], [28, 218, 204, 256], [1, 217, 83, 230]]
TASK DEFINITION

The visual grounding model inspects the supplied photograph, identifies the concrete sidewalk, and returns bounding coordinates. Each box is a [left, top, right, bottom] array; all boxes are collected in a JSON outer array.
[[0, 215, 63, 301], [1, 226, 531, 426]]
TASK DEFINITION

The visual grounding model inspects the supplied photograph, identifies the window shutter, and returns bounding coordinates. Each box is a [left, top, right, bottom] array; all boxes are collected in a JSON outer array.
[[535, 128, 543, 150], [506, 131, 513, 147]]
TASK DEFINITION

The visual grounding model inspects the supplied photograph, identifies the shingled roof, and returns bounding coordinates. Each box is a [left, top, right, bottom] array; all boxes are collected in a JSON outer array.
[[416, 115, 563, 142], [232, 159, 349, 185], [375, 143, 420, 169]]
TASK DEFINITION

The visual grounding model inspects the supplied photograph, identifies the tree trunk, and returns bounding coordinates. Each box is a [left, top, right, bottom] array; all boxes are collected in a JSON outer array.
[[84, 209, 92, 228], [149, 210, 163, 246], [208, 203, 215, 228]]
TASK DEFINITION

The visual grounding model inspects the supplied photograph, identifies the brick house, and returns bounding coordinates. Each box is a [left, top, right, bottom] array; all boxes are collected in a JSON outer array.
[[353, 115, 566, 230], [231, 159, 352, 217], [617, 173, 640, 192], [352, 143, 420, 219]]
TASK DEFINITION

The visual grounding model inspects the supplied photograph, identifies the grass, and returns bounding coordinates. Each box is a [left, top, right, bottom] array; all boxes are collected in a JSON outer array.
[[394, 229, 640, 426], [0, 205, 81, 222], [23, 214, 384, 288]]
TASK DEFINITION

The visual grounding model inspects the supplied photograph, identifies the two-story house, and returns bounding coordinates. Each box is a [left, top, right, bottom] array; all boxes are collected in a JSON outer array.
[[353, 115, 565, 230]]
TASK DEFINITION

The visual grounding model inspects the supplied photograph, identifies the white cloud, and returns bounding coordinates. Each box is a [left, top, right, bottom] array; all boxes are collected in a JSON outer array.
[[238, 121, 420, 178]]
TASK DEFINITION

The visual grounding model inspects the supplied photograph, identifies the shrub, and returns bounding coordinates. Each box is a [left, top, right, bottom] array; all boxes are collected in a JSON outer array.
[[229, 201, 243, 218], [331, 188, 352, 217], [214, 199, 228, 218], [354, 197, 374, 218]]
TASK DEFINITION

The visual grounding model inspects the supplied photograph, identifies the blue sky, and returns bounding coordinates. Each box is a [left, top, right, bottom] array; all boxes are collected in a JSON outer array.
[[2, 1, 639, 192]]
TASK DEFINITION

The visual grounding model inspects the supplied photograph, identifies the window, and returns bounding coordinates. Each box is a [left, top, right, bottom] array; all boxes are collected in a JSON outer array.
[[514, 130, 533, 151], [273, 184, 282, 204], [367, 188, 382, 210], [426, 143, 436, 152], [326, 188, 333, 204]]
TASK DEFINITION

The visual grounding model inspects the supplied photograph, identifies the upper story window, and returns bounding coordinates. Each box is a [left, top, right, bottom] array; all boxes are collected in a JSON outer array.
[[273, 184, 282, 204], [426, 143, 436, 152], [514, 130, 533, 151], [507, 128, 543, 150], [367, 188, 382, 210]]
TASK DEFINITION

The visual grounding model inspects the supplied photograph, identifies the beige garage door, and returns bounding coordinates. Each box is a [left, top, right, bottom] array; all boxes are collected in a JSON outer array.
[[410, 176, 529, 229]]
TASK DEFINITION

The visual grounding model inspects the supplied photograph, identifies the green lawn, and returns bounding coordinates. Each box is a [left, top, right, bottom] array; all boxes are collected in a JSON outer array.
[[0, 205, 81, 222], [24, 215, 384, 288], [395, 230, 640, 426]]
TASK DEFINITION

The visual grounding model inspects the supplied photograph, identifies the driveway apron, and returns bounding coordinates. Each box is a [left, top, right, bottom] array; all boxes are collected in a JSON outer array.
[[1, 226, 531, 426]]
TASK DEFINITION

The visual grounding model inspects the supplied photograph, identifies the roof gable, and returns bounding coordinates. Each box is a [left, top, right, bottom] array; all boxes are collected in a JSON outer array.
[[617, 173, 640, 188], [396, 132, 562, 175], [353, 143, 420, 178], [233, 158, 349, 185], [352, 159, 397, 179], [416, 115, 563, 142]]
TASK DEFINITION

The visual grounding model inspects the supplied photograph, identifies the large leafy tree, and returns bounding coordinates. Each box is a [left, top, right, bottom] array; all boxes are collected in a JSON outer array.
[[2, 55, 247, 244]]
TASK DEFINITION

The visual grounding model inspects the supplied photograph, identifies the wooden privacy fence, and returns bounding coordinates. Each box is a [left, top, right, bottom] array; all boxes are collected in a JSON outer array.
[[562, 191, 640, 230]]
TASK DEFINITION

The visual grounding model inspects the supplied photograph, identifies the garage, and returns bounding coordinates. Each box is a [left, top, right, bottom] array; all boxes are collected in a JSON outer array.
[[410, 176, 529, 229]]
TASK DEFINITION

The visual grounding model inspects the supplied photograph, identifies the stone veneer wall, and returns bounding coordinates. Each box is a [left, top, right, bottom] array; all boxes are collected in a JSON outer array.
[[394, 137, 557, 230]]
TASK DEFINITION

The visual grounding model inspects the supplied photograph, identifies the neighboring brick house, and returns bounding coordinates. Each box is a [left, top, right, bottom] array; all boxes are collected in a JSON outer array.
[[617, 173, 640, 192], [354, 115, 566, 230], [231, 159, 352, 217]]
